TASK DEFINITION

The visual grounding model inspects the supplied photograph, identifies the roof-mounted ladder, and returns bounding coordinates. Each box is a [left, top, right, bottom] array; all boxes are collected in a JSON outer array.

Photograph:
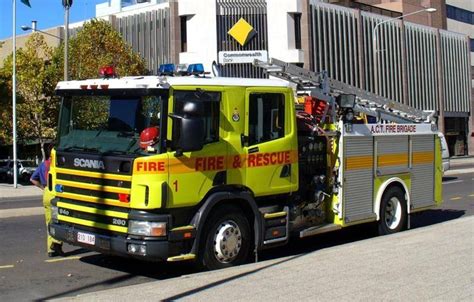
[[254, 58, 434, 124]]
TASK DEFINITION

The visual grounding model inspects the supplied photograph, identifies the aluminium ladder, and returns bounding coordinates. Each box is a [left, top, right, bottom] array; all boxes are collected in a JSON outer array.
[[254, 58, 434, 124]]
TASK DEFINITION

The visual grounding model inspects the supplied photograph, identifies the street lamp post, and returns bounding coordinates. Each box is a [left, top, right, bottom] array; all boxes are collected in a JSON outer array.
[[62, 0, 73, 81], [372, 7, 437, 95], [21, 24, 64, 41], [12, 0, 17, 188]]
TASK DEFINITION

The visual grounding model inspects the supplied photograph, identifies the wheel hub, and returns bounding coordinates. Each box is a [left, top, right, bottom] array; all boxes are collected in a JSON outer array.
[[213, 220, 242, 263], [385, 197, 402, 230]]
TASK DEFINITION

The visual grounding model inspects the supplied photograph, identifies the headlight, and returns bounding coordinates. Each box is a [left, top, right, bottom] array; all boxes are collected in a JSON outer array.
[[128, 221, 167, 237], [51, 205, 58, 223]]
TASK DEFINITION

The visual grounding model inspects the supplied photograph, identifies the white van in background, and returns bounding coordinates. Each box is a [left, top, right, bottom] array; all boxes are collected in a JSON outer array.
[[438, 132, 450, 173]]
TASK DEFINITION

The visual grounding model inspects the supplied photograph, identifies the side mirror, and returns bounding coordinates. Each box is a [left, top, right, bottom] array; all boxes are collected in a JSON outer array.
[[170, 114, 205, 155]]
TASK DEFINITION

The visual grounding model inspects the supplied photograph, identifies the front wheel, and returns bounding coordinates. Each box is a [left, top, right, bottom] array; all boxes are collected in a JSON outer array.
[[21, 173, 31, 183], [199, 205, 252, 270], [378, 186, 407, 235]]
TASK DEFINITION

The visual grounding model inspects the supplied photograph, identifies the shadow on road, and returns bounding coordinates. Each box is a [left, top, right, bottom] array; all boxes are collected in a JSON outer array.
[[80, 254, 198, 279], [442, 176, 458, 182], [40, 208, 465, 300], [35, 274, 138, 302], [410, 209, 465, 229], [63, 248, 91, 257], [38, 255, 199, 300], [261, 208, 465, 261]]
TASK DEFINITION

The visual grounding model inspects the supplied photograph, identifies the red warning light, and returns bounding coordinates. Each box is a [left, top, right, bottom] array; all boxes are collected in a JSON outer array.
[[118, 193, 130, 203], [99, 66, 116, 78]]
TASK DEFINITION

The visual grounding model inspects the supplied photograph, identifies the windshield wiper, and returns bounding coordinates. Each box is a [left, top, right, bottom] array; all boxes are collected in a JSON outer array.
[[61, 146, 101, 153], [118, 131, 137, 138], [102, 150, 128, 156]]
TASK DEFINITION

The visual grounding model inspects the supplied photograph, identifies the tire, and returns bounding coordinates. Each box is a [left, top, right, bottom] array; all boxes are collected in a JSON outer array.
[[21, 173, 31, 183], [199, 205, 252, 270], [378, 186, 407, 235]]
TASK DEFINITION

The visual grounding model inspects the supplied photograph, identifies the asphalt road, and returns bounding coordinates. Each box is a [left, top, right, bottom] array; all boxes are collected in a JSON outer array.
[[0, 170, 472, 301]]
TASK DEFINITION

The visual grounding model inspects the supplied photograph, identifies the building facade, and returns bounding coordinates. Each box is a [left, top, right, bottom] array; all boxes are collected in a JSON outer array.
[[444, 0, 473, 156], [1, 0, 472, 155], [92, 0, 474, 156]]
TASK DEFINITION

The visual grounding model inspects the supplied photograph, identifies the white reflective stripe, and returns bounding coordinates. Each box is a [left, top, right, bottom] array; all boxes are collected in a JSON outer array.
[[346, 124, 435, 136]]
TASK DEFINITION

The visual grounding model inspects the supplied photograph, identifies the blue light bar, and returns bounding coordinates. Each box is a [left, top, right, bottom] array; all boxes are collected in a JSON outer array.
[[158, 63, 175, 75], [187, 63, 205, 75]]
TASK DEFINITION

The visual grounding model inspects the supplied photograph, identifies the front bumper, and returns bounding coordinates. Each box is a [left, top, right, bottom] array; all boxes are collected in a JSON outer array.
[[49, 223, 179, 261], [442, 159, 450, 173]]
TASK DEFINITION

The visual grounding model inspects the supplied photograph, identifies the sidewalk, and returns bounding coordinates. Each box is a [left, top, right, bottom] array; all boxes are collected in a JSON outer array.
[[449, 156, 474, 167], [0, 183, 42, 200], [445, 156, 474, 176], [56, 216, 474, 301]]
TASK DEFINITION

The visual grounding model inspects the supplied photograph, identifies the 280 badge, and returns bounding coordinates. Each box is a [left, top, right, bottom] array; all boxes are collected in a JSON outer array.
[[112, 218, 127, 226]]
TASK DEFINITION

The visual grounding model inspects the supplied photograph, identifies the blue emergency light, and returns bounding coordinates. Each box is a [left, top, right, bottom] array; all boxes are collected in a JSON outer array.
[[158, 63, 206, 76], [187, 63, 205, 75], [158, 63, 175, 75]]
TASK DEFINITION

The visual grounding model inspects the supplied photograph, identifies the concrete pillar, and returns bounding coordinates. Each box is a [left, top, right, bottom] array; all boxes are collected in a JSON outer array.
[[169, 0, 181, 65], [301, 0, 312, 69], [468, 43, 474, 155], [435, 28, 445, 134]]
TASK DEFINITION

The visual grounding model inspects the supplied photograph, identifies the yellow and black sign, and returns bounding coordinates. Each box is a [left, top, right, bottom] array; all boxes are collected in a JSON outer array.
[[228, 18, 256, 46]]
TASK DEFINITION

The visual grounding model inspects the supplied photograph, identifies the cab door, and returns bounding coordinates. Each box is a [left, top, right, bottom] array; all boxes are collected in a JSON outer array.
[[166, 88, 227, 208], [243, 88, 298, 197]]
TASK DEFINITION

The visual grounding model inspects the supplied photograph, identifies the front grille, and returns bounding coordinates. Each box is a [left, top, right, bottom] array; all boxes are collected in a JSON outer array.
[[55, 167, 132, 208], [57, 173, 131, 188], [54, 167, 132, 233], [63, 186, 120, 200], [56, 198, 130, 234], [58, 206, 129, 228]]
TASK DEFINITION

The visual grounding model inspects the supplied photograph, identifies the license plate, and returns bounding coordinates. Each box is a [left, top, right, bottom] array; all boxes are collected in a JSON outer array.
[[77, 232, 95, 245]]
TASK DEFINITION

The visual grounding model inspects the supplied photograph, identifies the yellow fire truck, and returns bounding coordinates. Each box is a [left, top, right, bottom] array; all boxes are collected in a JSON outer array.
[[48, 59, 442, 269]]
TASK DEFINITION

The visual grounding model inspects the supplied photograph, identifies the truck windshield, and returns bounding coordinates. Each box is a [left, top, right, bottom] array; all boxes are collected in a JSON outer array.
[[57, 95, 163, 155]]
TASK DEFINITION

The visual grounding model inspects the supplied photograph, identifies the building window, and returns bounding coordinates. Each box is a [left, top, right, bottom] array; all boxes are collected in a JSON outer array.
[[348, 2, 402, 18], [180, 16, 187, 52], [293, 13, 302, 50], [471, 39, 474, 52], [122, 0, 150, 7], [446, 5, 474, 25], [248, 93, 285, 145]]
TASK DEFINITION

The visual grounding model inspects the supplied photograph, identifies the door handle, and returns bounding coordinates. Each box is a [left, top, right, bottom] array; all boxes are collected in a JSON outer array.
[[248, 146, 259, 154], [280, 164, 291, 178], [241, 134, 248, 147]]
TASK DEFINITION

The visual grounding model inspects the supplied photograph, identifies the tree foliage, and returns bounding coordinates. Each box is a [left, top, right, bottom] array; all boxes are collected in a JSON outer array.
[[0, 34, 62, 159], [0, 78, 13, 147], [0, 19, 147, 159], [67, 19, 146, 79]]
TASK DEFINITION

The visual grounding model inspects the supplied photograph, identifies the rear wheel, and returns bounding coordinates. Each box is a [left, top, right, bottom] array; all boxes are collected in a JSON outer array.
[[200, 205, 252, 270], [378, 186, 407, 235]]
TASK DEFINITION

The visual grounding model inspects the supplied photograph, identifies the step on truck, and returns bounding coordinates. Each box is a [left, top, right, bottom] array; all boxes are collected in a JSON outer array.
[[49, 60, 442, 269]]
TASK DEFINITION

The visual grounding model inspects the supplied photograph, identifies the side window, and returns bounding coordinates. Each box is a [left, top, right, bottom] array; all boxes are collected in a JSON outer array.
[[172, 90, 221, 146], [248, 93, 285, 145]]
